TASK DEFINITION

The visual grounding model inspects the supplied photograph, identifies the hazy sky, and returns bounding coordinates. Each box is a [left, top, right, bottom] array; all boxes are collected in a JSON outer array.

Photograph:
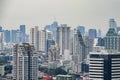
[[0, 0, 120, 35]]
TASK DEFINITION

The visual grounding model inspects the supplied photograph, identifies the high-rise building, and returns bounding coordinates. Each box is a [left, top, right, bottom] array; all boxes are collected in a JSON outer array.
[[88, 29, 97, 39], [11, 30, 17, 43], [56, 24, 71, 55], [38, 30, 46, 52], [104, 28, 120, 52], [20, 25, 26, 34], [13, 43, 38, 80], [30, 26, 39, 51], [89, 51, 120, 80], [20, 25, 26, 42], [97, 29, 102, 38], [3, 30, 10, 43], [0, 32, 3, 50], [109, 19, 117, 30], [72, 29, 85, 73], [77, 26, 85, 36], [44, 21, 58, 41], [73, 29, 85, 61]]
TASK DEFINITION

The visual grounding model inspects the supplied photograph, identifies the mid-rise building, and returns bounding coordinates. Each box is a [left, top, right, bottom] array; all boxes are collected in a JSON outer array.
[[13, 43, 38, 80], [89, 51, 120, 80]]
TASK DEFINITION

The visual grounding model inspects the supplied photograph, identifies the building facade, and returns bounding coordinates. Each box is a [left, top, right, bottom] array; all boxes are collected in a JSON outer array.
[[56, 24, 71, 55], [13, 43, 38, 80], [89, 52, 120, 80]]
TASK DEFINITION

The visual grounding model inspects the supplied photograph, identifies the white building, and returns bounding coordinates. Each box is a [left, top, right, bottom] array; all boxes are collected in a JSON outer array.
[[56, 24, 71, 55], [13, 43, 38, 80], [38, 30, 46, 52], [30, 26, 39, 51]]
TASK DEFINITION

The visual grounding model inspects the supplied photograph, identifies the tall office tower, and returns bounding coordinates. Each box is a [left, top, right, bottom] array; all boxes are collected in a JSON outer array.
[[13, 43, 38, 80], [30, 26, 39, 51], [20, 25, 26, 42], [77, 26, 85, 36], [89, 51, 120, 80], [16, 30, 22, 43], [44, 21, 58, 41], [109, 19, 117, 31], [11, 30, 17, 43], [88, 29, 97, 39], [73, 29, 85, 61], [3, 30, 10, 43], [56, 24, 71, 55], [72, 29, 85, 73], [38, 30, 46, 52], [0, 26, 2, 32], [20, 25, 26, 34], [0, 32, 3, 50], [97, 29, 102, 38], [104, 28, 120, 52]]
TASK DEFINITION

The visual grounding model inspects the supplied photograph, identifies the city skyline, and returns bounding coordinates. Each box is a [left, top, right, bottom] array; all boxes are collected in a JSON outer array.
[[0, 0, 120, 35]]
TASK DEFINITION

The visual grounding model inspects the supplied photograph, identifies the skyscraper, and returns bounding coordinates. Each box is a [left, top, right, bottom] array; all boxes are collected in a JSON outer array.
[[104, 28, 120, 52], [3, 30, 10, 43], [44, 21, 58, 41], [20, 25, 26, 42], [109, 19, 117, 29], [88, 29, 97, 39], [56, 24, 71, 55], [20, 25, 26, 34], [13, 43, 38, 80], [77, 26, 85, 36], [30, 26, 39, 51], [11, 30, 17, 43], [97, 29, 102, 38], [38, 30, 46, 52], [72, 29, 85, 73]]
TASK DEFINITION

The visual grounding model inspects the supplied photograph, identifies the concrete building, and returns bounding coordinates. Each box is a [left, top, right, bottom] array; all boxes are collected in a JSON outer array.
[[38, 30, 46, 52], [30, 26, 39, 51], [56, 24, 71, 55], [13, 43, 38, 80], [48, 45, 60, 62]]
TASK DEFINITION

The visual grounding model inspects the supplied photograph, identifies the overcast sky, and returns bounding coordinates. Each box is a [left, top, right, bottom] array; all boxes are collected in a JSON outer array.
[[0, 0, 120, 35]]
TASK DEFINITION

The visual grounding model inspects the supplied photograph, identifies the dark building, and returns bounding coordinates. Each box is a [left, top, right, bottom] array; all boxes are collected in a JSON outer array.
[[89, 52, 120, 80]]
